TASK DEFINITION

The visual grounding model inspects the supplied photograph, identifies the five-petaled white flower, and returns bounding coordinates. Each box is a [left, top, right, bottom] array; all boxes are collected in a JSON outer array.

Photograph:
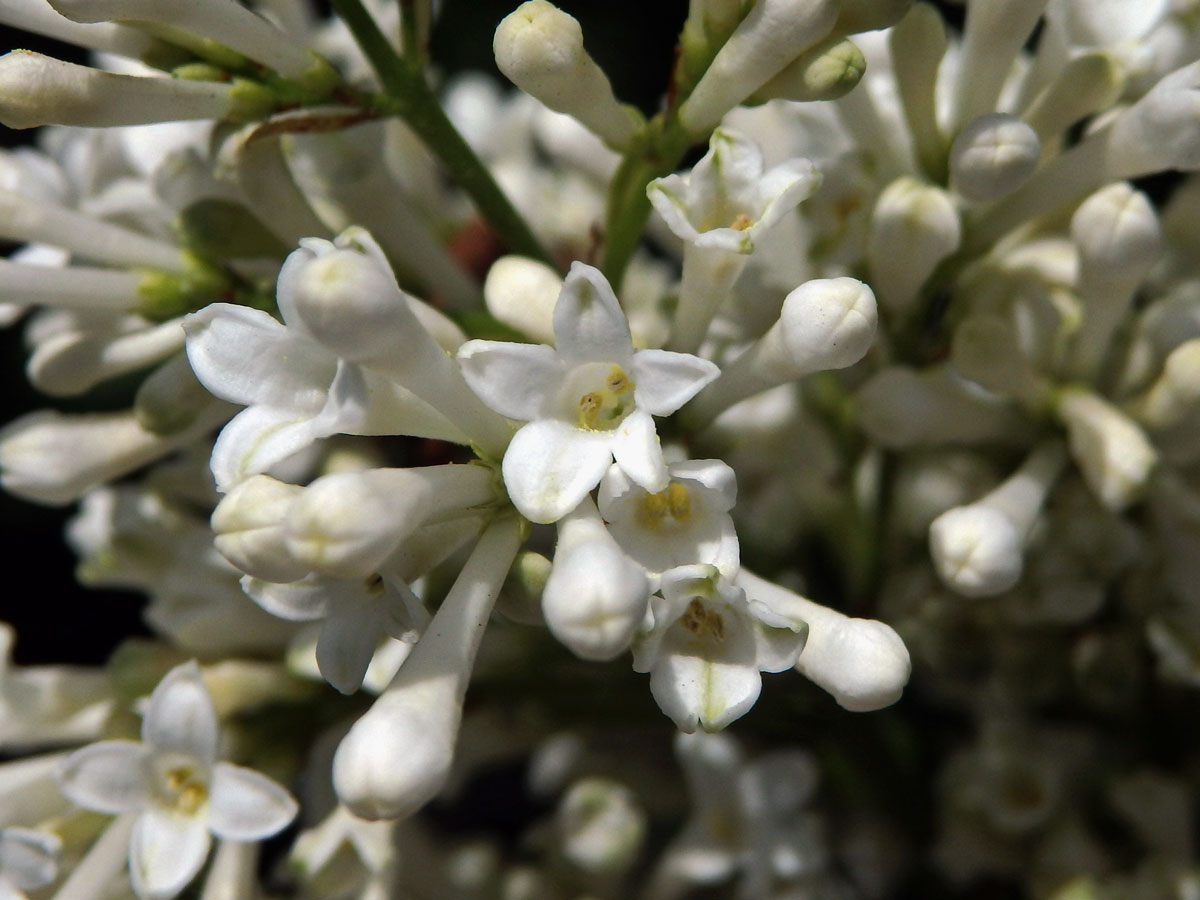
[[57, 661, 298, 900], [0, 827, 60, 900], [458, 262, 719, 523], [633, 565, 808, 733]]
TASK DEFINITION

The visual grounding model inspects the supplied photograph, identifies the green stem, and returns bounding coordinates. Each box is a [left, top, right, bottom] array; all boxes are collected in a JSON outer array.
[[329, 0, 553, 266], [601, 118, 691, 290]]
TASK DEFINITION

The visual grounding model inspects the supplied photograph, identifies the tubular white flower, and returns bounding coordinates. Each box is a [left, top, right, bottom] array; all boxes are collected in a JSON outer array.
[[46, 0, 324, 82], [49, 813, 135, 900], [947, 0, 1048, 132], [285, 465, 498, 578], [949, 114, 1042, 203], [0, 189, 187, 273], [1056, 388, 1158, 511], [1068, 182, 1162, 378], [679, 0, 840, 135], [56, 662, 297, 900], [494, 1, 639, 150], [633, 565, 808, 733], [29, 319, 184, 399], [749, 36, 865, 104], [1021, 51, 1124, 146], [866, 177, 961, 315], [0, 52, 268, 131], [647, 129, 821, 353], [889, 2, 948, 181], [598, 459, 740, 580], [685, 277, 876, 428], [541, 497, 649, 661], [1129, 339, 1200, 429], [211, 475, 309, 584], [458, 262, 718, 524], [333, 517, 521, 820], [928, 442, 1067, 598], [0, 407, 224, 507], [483, 255, 562, 346], [0, 0, 158, 57], [737, 569, 910, 712], [279, 229, 513, 458]]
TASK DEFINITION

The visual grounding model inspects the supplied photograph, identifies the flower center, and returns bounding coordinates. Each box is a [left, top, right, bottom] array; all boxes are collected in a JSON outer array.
[[676, 597, 725, 641], [160, 762, 209, 816], [577, 365, 636, 431], [730, 213, 753, 231], [636, 482, 692, 531]]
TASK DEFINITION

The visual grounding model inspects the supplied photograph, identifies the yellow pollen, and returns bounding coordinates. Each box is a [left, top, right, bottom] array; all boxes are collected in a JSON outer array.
[[677, 598, 725, 641], [636, 482, 692, 530], [163, 765, 209, 815], [730, 213, 753, 231], [577, 366, 636, 430]]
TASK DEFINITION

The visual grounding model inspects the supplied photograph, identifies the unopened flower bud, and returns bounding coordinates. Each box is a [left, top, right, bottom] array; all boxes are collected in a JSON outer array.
[[542, 499, 649, 661], [867, 177, 961, 314], [949, 114, 1041, 203], [1057, 388, 1157, 511], [679, 0, 839, 135], [750, 36, 865, 103], [739, 570, 910, 711], [494, 2, 639, 149], [484, 255, 561, 345], [212, 475, 309, 584], [0, 51, 269, 130], [1130, 339, 1200, 429]]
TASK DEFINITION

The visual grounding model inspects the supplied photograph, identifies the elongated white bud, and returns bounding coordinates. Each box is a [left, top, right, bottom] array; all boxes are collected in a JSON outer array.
[[1069, 183, 1161, 377], [494, 1, 639, 149], [890, 3, 949, 181], [211, 475, 309, 584], [947, 0, 1048, 131], [1129, 339, 1200, 429], [286, 465, 497, 578], [0, 0, 156, 58], [1056, 388, 1157, 511], [0, 52, 273, 130], [949, 114, 1041, 203], [929, 442, 1066, 597], [679, 0, 839, 135], [867, 177, 960, 314], [47, 0, 327, 83], [686, 277, 876, 427], [1022, 51, 1124, 145], [483, 255, 561, 345], [750, 36, 864, 103], [738, 570, 910, 712], [333, 518, 520, 820], [542, 498, 649, 661]]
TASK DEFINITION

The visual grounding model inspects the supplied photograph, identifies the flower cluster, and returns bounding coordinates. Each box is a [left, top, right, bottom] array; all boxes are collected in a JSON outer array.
[[0, 0, 1199, 897]]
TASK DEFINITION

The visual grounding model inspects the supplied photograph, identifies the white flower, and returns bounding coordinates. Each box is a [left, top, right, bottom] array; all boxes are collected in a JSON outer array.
[[0, 828, 60, 900], [57, 661, 297, 900], [632, 565, 808, 733], [598, 459, 740, 581], [458, 262, 719, 524]]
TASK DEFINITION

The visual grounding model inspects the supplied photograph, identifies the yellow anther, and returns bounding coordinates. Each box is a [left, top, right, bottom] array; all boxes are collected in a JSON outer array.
[[730, 213, 754, 231], [177, 782, 209, 816], [162, 764, 209, 815], [576, 366, 636, 430], [605, 366, 633, 394], [636, 482, 692, 531]]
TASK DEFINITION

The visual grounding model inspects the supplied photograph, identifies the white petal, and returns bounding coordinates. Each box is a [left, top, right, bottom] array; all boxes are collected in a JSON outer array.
[[142, 661, 218, 761], [129, 809, 211, 900], [241, 575, 330, 622], [502, 419, 612, 524], [457, 340, 565, 421], [630, 349, 720, 416], [306, 360, 372, 437], [207, 763, 298, 841], [647, 174, 702, 243], [749, 599, 810, 673], [611, 410, 668, 493], [0, 828, 60, 891], [183, 304, 333, 411], [649, 651, 762, 734], [671, 459, 737, 511], [316, 602, 384, 695], [752, 157, 822, 235], [209, 406, 325, 493], [57, 741, 151, 814], [553, 263, 633, 365]]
